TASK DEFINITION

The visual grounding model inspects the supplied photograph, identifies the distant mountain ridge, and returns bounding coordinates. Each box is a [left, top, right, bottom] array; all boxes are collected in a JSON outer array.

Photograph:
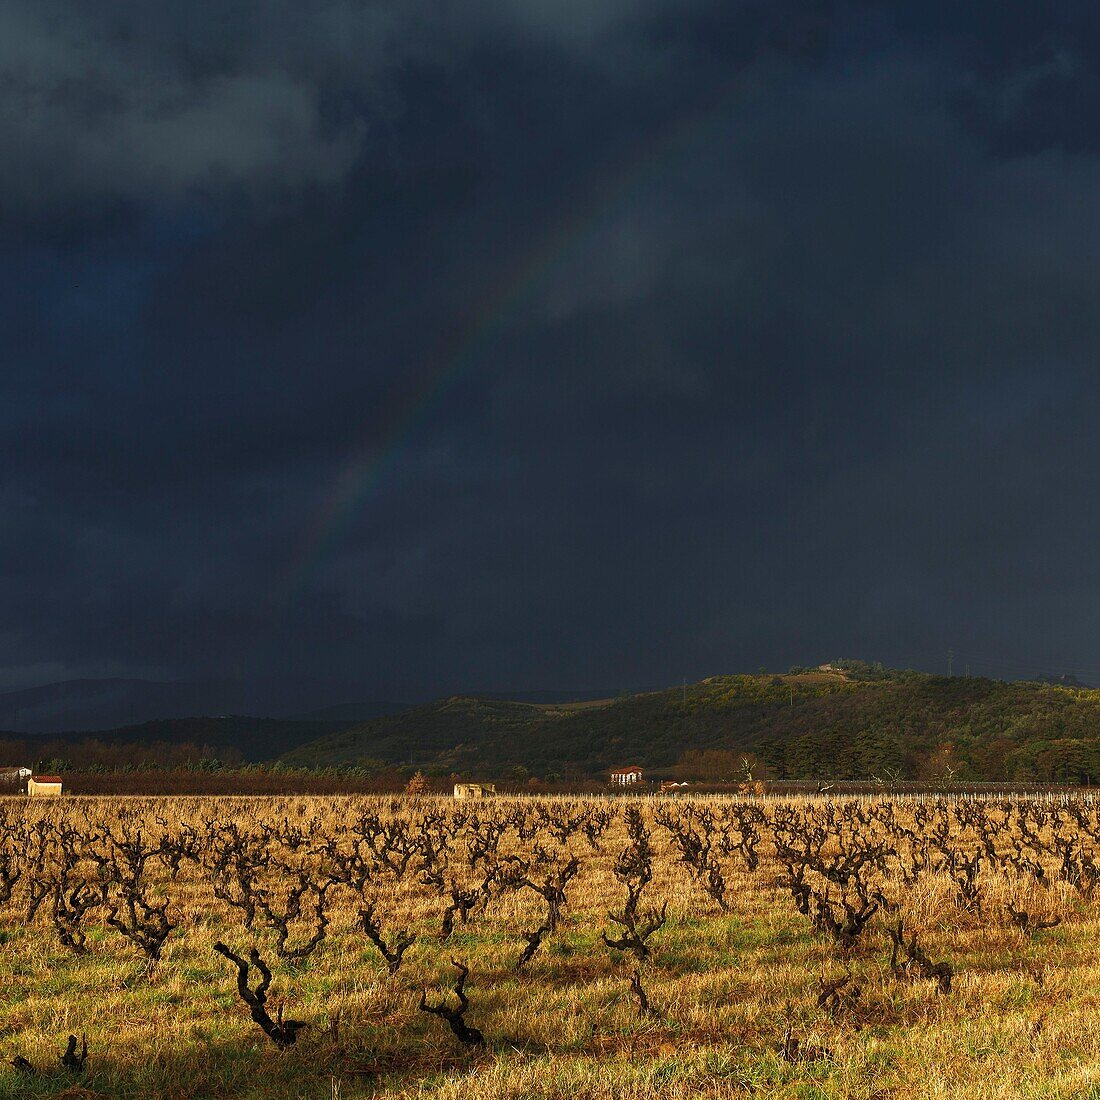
[[0, 674, 622, 738], [0, 677, 404, 733], [0, 716, 357, 764]]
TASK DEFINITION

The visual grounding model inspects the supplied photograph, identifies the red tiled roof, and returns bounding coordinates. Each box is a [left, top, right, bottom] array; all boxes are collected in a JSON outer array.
[[610, 767, 642, 774], [33, 776, 62, 783]]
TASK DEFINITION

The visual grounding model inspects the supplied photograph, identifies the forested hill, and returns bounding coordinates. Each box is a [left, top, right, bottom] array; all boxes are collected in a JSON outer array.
[[280, 664, 1100, 784]]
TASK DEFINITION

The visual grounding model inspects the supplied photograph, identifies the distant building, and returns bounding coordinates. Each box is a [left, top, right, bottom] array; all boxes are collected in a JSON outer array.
[[610, 767, 643, 786], [28, 775, 62, 797], [659, 780, 690, 792], [0, 768, 31, 793], [453, 783, 496, 799]]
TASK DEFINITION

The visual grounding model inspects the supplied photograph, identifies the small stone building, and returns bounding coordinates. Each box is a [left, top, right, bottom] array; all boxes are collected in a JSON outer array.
[[453, 783, 496, 799], [28, 775, 62, 797]]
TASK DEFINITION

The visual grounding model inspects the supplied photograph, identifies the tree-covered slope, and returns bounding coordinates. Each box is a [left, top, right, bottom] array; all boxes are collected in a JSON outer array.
[[279, 665, 1100, 783]]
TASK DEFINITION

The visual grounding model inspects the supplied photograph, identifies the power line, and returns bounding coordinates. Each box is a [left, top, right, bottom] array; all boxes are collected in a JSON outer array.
[[834, 647, 1100, 684], [952, 652, 1100, 681]]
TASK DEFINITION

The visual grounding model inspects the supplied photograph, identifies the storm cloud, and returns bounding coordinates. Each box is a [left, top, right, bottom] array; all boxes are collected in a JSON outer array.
[[4, 1, 1100, 704]]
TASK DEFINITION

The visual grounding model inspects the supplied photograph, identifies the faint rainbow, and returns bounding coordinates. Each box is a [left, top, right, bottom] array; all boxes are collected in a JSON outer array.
[[280, 79, 741, 598]]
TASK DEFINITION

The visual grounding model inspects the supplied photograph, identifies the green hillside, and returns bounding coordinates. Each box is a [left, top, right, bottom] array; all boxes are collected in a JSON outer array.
[[280, 662, 1100, 783]]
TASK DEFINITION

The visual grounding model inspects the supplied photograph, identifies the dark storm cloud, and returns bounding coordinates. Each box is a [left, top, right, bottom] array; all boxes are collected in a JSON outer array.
[[5, 1, 1100, 702]]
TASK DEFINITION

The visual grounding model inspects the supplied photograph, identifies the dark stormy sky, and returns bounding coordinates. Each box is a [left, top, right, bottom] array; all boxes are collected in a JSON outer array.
[[4, 2, 1100, 704]]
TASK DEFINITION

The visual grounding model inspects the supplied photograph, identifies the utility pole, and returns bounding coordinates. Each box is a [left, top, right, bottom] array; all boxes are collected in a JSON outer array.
[[682, 677, 687, 707], [965, 663, 970, 680], [948, 648, 954, 677]]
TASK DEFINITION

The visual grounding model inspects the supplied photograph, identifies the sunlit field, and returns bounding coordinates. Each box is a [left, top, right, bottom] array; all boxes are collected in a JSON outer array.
[[1, 793, 1098, 1100]]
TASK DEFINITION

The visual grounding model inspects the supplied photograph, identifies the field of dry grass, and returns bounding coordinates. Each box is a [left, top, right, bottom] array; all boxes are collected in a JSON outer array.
[[0, 793, 1098, 1100]]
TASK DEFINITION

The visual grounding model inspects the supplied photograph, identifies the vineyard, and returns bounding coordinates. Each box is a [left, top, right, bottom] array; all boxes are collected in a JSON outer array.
[[1, 794, 1098, 1099]]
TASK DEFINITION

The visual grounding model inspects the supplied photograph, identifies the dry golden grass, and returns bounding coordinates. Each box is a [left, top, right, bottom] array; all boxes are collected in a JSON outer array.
[[0, 793, 1096, 1100]]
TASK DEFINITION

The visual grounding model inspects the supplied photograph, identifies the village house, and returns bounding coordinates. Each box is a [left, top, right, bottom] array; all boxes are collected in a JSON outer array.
[[453, 782, 496, 799], [27, 775, 62, 797], [0, 767, 31, 793], [610, 766, 644, 786]]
